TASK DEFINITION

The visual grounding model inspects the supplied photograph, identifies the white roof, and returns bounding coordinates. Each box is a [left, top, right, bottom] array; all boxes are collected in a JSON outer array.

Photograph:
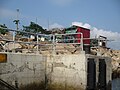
[[72, 22, 91, 29]]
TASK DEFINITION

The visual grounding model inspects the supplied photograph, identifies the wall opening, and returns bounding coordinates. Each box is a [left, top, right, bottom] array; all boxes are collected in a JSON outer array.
[[87, 58, 96, 90], [98, 59, 106, 90]]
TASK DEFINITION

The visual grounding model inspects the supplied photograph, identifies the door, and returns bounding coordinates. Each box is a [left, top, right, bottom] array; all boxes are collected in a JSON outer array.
[[98, 59, 106, 90], [87, 58, 96, 90]]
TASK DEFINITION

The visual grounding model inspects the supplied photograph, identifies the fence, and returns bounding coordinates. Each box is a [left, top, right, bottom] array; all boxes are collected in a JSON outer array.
[[0, 28, 84, 54]]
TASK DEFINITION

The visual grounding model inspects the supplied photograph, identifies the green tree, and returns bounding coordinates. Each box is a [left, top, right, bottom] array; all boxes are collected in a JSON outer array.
[[23, 22, 50, 34], [0, 24, 8, 35]]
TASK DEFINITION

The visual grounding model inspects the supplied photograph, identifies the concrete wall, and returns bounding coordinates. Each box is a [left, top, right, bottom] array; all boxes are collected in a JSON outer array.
[[0, 53, 46, 86], [46, 54, 87, 89], [46, 54, 112, 89], [0, 52, 112, 89], [86, 55, 112, 84]]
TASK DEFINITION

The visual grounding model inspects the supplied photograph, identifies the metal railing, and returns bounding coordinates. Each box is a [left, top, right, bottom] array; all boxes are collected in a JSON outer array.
[[0, 28, 84, 54]]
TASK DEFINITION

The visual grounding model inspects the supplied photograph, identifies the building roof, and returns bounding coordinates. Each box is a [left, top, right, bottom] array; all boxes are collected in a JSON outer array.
[[65, 25, 90, 31]]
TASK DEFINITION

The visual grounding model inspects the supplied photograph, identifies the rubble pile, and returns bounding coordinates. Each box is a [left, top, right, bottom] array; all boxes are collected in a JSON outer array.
[[91, 47, 120, 78], [0, 34, 81, 54]]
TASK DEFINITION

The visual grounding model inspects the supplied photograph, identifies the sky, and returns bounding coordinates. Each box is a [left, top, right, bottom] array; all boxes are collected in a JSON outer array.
[[0, 0, 120, 49]]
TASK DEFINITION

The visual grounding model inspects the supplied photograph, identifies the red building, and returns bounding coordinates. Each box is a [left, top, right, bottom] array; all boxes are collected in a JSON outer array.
[[65, 25, 90, 45], [76, 26, 90, 45], [65, 25, 91, 54]]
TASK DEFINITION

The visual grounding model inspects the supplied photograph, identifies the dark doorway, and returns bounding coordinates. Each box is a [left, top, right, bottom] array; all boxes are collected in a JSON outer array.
[[87, 58, 96, 90], [98, 59, 106, 90]]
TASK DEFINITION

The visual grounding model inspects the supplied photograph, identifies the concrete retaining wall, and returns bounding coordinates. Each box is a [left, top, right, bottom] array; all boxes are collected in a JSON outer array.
[[46, 54, 87, 89], [0, 53, 46, 86], [0, 52, 112, 89], [86, 55, 112, 84]]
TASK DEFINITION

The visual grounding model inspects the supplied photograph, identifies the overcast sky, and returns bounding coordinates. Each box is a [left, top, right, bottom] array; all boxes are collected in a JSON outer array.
[[0, 0, 120, 49]]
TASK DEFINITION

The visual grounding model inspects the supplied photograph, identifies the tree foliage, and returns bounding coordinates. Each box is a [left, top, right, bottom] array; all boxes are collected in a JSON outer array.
[[0, 24, 8, 35], [13, 20, 20, 24], [23, 22, 50, 34]]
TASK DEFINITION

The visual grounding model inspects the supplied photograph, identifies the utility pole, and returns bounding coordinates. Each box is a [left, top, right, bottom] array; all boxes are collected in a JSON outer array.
[[13, 9, 20, 52], [13, 9, 20, 30], [36, 17, 39, 54], [16, 9, 19, 30], [48, 18, 49, 30]]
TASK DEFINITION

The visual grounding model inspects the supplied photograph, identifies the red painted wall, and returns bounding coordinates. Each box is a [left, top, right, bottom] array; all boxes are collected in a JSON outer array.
[[76, 27, 90, 44]]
